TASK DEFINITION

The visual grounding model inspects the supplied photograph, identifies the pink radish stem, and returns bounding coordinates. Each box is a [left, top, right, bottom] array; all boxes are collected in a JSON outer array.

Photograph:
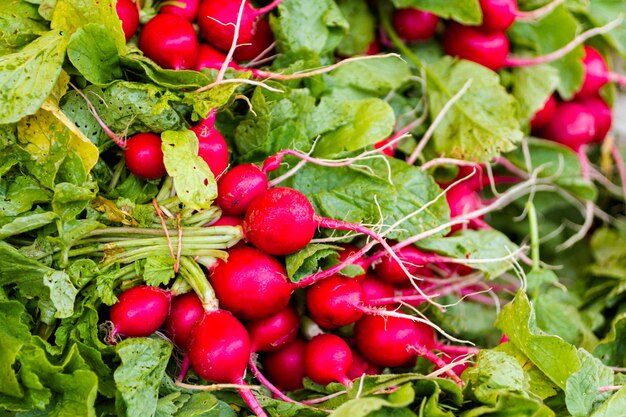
[[253, 0, 284, 16], [236, 377, 269, 417], [248, 356, 296, 404], [178, 355, 191, 381], [607, 71, 626, 87], [408, 344, 463, 384]]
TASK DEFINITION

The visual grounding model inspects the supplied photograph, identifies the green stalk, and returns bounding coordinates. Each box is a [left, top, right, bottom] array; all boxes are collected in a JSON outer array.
[[178, 256, 219, 312], [526, 201, 541, 272]]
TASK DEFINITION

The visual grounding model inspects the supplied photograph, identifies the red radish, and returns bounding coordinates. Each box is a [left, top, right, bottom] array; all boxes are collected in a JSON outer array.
[[346, 349, 381, 379], [580, 95, 612, 143], [216, 164, 268, 216], [373, 246, 435, 285], [530, 94, 557, 131], [209, 247, 292, 320], [392, 8, 439, 42], [336, 244, 369, 281], [110, 285, 172, 339], [360, 274, 395, 303], [197, 0, 283, 53], [537, 101, 596, 151], [165, 292, 203, 348], [159, 0, 200, 22], [304, 334, 353, 386], [138, 14, 198, 70], [116, 0, 140, 41], [233, 18, 274, 62], [190, 112, 229, 177], [574, 46, 609, 99], [374, 137, 396, 156], [354, 314, 465, 383], [442, 23, 510, 71], [478, 0, 517, 33], [366, 40, 381, 55], [247, 306, 300, 353], [123, 133, 167, 180], [211, 215, 243, 227], [194, 43, 239, 72], [306, 275, 365, 329], [244, 187, 398, 257], [262, 339, 307, 391]]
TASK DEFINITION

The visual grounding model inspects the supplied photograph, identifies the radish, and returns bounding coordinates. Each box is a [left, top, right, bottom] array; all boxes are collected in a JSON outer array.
[[346, 348, 381, 379], [392, 8, 439, 42], [530, 94, 557, 131], [575, 46, 609, 99], [165, 292, 203, 349], [138, 13, 198, 70], [123, 133, 167, 180], [243, 187, 399, 257], [194, 43, 239, 72], [247, 306, 300, 353], [208, 246, 292, 320], [373, 246, 436, 285], [442, 23, 510, 71], [109, 285, 172, 339], [306, 275, 365, 329], [579, 95, 612, 143], [478, 0, 517, 33], [359, 274, 395, 303], [158, 0, 200, 22], [190, 111, 229, 177], [304, 334, 353, 386], [216, 164, 268, 216], [116, 0, 139, 41], [354, 314, 465, 383], [233, 18, 274, 62], [537, 101, 596, 151], [210, 215, 243, 227], [262, 339, 307, 391], [197, 0, 283, 53]]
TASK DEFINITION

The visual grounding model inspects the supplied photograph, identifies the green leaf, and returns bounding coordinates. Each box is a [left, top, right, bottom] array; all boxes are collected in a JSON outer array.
[[143, 256, 176, 287], [0, 212, 57, 239], [589, 386, 626, 417], [510, 65, 559, 122], [329, 384, 415, 417], [0, 301, 31, 398], [508, 6, 584, 99], [312, 98, 395, 157], [0, 242, 54, 299], [593, 313, 626, 368], [505, 138, 597, 200], [50, 0, 125, 54], [176, 392, 237, 417], [0, 175, 52, 216], [43, 270, 78, 319], [51, 181, 97, 221], [391, 0, 482, 25], [67, 23, 122, 85], [0, 0, 48, 54], [565, 349, 613, 417], [271, 0, 349, 55], [120, 53, 213, 90], [417, 229, 519, 278], [161, 130, 218, 210], [336, 0, 376, 56], [285, 243, 342, 282], [114, 338, 173, 417], [0, 30, 67, 124], [284, 157, 450, 241], [585, 0, 626, 57], [426, 58, 523, 161], [496, 290, 581, 390]]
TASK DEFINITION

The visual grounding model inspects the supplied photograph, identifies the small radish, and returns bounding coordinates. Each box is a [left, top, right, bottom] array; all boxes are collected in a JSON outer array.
[[373, 246, 436, 285], [304, 334, 353, 386], [244, 187, 397, 257], [359, 274, 395, 304], [392, 8, 439, 42], [354, 314, 465, 383], [194, 43, 240, 72], [530, 94, 557, 131], [190, 112, 229, 177], [306, 275, 365, 329], [210, 215, 243, 227], [138, 13, 198, 70], [346, 348, 381, 379], [158, 0, 200, 22], [247, 306, 300, 353], [537, 101, 596, 151], [216, 164, 268, 216], [262, 339, 307, 391], [442, 23, 510, 71], [574, 46, 609, 99], [165, 292, 203, 349], [478, 0, 517, 33], [366, 40, 381, 55], [233, 18, 274, 62], [123, 133, 167, 180], [110, 285, 172, 339], [209, 246, 292, 320], [579, 95, 612, 143], [197, 0, 283, 53], [116, 0, 140, 41]]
